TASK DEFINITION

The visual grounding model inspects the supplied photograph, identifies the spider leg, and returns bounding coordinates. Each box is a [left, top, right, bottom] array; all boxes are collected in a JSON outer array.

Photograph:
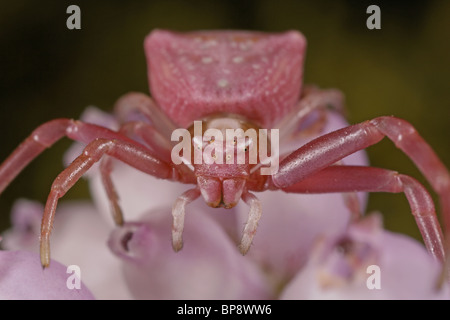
[[0, 119, 138, 195], [277, 165, 445, 263], [40, 137, 178, 268], [239, 191, 262, 255], [273, 116, 450, 235], [99, 121, 195, 226], [0, 117, 188, 267], [98, 93, 194, 227], [112, 121, 174, 163], [334, 160, 362, 221], [99, 156, 124, 226], [170, 189, 263, 256], [276, 86, 345, 140], [113, 92, 179, 140], [171, 188, 201, 252], [268, 87, 363, 219]]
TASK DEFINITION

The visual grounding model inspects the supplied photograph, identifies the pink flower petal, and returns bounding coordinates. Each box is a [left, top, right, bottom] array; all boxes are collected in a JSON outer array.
[[1, 198, 43, 252], [280, 214, 450, 299], [2, 199, 133, 299], [108, 207, 273, 299], [0, 250, 94, 300]]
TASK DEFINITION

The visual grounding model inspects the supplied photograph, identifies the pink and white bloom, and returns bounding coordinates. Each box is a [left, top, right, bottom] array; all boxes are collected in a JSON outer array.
[[1, 107, 448, 299]]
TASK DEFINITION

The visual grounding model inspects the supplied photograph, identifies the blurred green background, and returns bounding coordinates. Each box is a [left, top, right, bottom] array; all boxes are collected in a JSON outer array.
[[0, 0, 449, 244]]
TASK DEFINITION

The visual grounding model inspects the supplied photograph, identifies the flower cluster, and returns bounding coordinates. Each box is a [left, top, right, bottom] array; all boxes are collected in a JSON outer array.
[[1, 108, 448, 299]]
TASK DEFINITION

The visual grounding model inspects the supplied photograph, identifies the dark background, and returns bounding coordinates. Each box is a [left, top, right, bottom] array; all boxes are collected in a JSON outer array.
[[0, 0, 449, 243]]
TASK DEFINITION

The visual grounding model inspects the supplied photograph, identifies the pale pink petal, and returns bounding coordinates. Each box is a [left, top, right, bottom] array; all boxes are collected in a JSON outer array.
[[88, 161, 191, 225], [2, 199, 132, 299], [108, 207, 273, 299], [1, 199, 43, 252], [0, 250, 94, 300], [280, 214, 450, 299]]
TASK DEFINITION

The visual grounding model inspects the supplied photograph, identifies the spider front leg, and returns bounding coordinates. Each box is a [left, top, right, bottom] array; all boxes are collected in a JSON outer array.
[[99, 120, 196, 226], [273, 116, 450, 234], [97, 92, 195, 226], [0, 118, 182, 267], [274, 87, 363, 219], [40, 137, 181, 268], [0, 119, 139, 195], [270, 116, 450, 277], [99, 120, 179, 226], [276, 165, 445, 262]]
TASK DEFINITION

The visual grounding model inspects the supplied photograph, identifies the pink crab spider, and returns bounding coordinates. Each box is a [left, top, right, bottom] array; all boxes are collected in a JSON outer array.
[[0, 30, 449, 270]]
